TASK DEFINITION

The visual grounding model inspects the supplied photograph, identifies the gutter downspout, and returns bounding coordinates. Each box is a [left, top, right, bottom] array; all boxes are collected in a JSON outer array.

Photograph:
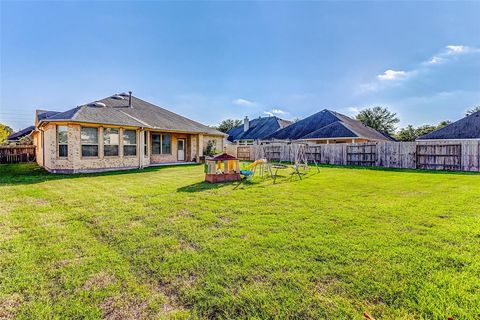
[[42, 129, 45, 167], [38, 125, 45, 167], [139, 127, 144, 169]]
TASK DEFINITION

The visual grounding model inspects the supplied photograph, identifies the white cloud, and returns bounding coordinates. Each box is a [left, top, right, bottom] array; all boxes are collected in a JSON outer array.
[[426, 45, 479, 65], [271, 108, 287, 115], [359, 44, 480, 95], [427, 56, 444, 65], [263, 108, 288, 117], [446, 45, 466, 54], [232, 98, 256, 107], [377, 69, 408, 81]]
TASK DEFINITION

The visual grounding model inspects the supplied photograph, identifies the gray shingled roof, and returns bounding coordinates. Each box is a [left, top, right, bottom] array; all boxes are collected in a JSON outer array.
[[227, 116, 292, 142], [38, 111, 61, 121], [7, 126, 35, 141], [266, 109, 394, 141], [38, 94, 225, 136], [417, 111, 480, 140]]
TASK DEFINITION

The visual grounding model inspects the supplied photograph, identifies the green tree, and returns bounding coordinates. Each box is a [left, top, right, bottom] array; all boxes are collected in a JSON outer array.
[[216, 119, 242, 133], [466, 106, 480, 116], [396, 121, 451, 141], [355, 106, 399, 135], [395, 125, 417, 142], [204, 140, 218, 156], [437, 120, 451, 127], [0, 123, 13, 144]]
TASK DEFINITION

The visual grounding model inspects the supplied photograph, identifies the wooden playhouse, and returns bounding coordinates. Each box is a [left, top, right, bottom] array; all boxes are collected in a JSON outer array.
[[204, 153, 241, 183]]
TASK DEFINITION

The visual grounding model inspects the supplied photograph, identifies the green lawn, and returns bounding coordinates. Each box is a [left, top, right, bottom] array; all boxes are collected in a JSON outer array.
[[0, 163, 479, 319]]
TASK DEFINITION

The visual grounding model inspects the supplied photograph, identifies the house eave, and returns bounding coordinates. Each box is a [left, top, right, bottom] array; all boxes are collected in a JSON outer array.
[[37, 119, 226, 136], [416, 138, 480, 141], [298, 136, 390, 142]]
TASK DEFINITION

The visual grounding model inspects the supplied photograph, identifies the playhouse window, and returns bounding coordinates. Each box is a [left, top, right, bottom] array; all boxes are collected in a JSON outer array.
[[103, 128, 119, 156], [123, 129, 137, 156], [57, 125, 68, 157], [81, 127, 98, 157]]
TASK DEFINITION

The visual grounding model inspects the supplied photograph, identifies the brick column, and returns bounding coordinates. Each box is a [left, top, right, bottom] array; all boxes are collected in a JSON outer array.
[[119, 128, 124, 157], [99, 127, 104, 160], [197, 134, 204, 163]]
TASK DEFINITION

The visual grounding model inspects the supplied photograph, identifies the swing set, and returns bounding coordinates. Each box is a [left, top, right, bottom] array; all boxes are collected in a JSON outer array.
[[255, 142, 320, 183]]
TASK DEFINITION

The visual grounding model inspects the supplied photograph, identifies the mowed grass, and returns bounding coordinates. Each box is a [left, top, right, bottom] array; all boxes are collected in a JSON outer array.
[[0, 163, 479, 319]]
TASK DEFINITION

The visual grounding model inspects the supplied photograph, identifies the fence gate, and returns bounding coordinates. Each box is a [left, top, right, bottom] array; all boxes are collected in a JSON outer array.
[[236, 146, 251, 160], [416, 144, 462, 171], [307, 146, 322, 163], [0, 146, 36, 164], [262, 145, 283, 162], [347, 144, 377, 166]]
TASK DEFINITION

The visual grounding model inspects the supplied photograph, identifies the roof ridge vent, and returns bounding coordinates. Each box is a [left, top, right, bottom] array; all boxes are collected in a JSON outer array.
[[87, 102, 106, 108]]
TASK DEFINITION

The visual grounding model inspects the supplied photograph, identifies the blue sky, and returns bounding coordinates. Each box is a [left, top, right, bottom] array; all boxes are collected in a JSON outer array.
[[1, 1, 479, 131]]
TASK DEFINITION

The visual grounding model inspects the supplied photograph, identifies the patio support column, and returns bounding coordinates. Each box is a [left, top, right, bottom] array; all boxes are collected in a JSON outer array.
[[196, 134, 204, 163], [139, 129, 144, 169], [99, 127, 104, 160]]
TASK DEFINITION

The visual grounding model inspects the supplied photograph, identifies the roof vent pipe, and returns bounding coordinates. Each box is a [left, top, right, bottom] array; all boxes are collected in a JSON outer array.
[[128, 91, 132, 108], [244, 116, 249, 132]]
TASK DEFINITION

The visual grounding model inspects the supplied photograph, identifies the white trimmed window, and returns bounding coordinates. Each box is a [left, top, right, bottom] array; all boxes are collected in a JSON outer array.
[[103, 128, 119, 156], [81, 127, 99, 157], [152, 133, 171, 154], [123, 130, 137, 156], [144, 131, 148, 156], [57, 125, 68, 157]]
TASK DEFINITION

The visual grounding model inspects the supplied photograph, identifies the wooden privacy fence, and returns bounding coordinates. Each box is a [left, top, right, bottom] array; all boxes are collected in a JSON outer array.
[[347, 144, 376, 166], [236, 146, 251, 161], [0, 145, 36, 164], [416, 144, 462, 171], [225, 141, 480, 172]]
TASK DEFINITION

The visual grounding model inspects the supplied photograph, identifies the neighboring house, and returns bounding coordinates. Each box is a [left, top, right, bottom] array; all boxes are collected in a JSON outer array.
[[264, 109, 394, 144], [7, 125, 35, 142], [32, 92, 227, 173], [417, 111, 480, 141], [227, 116, 292, 145]]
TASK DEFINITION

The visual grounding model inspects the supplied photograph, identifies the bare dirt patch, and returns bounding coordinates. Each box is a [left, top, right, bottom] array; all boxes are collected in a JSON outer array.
[[83, 271, 117, 290], [101, 294, 149, 320], [0, 293, 23, 320]]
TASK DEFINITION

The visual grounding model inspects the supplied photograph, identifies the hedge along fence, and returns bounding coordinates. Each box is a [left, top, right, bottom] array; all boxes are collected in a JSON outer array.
[[0, 145, 36, 164], [225, 141, 480, 172]]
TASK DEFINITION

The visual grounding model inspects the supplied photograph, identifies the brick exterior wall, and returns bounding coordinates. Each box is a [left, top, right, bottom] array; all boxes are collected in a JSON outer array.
[[149, 132, 189, 163], [36, 123, 223, 173]]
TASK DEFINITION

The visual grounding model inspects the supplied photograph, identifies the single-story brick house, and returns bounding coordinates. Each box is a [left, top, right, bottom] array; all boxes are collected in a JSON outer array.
[[227, 116, 292, 145], [416, 111, 480, 142], [7, 125, 35, 142], [32, 92, 226, 173], [264, 109, 394, 144]]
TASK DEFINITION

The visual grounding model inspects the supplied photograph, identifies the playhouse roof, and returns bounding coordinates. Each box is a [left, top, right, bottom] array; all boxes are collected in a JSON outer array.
[[211, 153, 238, 161]]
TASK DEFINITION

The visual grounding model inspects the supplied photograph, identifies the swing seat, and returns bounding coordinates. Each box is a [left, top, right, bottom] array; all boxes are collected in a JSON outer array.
[[240, 170, 253, 176]]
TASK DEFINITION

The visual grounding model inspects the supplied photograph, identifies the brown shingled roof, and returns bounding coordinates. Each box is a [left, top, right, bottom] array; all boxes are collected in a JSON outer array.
[[38, 94, 226, 136]]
